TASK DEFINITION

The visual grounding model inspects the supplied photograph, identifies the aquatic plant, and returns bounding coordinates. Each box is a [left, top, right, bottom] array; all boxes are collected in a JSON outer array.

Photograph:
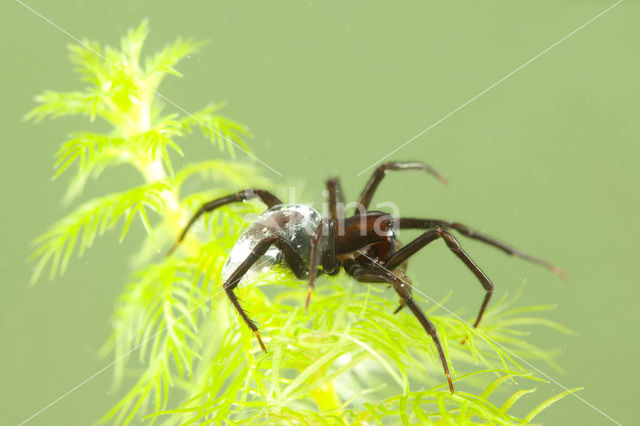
[[28, 21, 577, 425]]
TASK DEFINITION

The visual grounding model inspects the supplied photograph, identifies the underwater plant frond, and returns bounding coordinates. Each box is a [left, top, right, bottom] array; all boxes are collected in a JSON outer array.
[[119, 19, 149, 73], [144, 37, 204, 80], [133, 113, 185, 176], [343, 370, 581, 425], [181, 103, 252, 156], [98, 358, 170, 426], [30, 181, 170, 283], [68, 40, 108, 85], [24, 90, 105, 122], [53, 132, 131, 201], [53, 132, 127, 180], [106, 258, 205, 384], [143, 278, 575, 425]]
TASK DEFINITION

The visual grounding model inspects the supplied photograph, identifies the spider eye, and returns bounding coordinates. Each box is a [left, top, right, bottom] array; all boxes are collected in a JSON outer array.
[[387, 220, 394, 229]]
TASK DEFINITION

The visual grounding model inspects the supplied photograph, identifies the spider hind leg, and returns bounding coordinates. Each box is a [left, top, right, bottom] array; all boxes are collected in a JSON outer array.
[[223, 234, 307, 352], [169, 188, 282, 255]]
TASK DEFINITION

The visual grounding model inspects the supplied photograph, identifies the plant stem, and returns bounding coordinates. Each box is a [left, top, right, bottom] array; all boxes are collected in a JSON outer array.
[[127, 96, 191, 255]]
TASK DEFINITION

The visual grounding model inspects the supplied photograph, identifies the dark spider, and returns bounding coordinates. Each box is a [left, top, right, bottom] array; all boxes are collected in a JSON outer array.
[[169, 161, 564, 393]]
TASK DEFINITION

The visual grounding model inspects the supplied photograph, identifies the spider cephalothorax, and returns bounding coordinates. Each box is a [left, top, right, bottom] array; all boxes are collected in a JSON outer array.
[[169, 161, 563, 392]]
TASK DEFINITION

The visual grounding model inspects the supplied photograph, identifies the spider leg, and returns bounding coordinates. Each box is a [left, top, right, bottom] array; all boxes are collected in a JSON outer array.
[[323, 179, 342, 273], [306, 218, 338, 309], [385, 229, 493, 330], [223, 234, 307, 352], [398, 218, 567, 278], [168, 189, 282, 254], [356, 161, 447, 212], [392, 270, 412, 314], [306, 179, 343, 309], [343, 258, 454, 393], [326, 178, 345, 220]]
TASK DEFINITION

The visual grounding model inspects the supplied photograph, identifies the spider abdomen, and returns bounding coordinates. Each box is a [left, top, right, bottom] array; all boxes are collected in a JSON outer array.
[[221, 204, 322, 284]]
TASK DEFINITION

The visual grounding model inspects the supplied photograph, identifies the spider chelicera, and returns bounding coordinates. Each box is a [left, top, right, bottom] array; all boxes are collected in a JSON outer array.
[[169, 161, 564, 392]]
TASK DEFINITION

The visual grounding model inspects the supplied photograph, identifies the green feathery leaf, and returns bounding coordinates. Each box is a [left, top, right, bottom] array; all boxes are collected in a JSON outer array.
[[24, 90, 104, 122], [68, 40, 109, 86], [134, 114, 184, 176], [120, 19, 149, 73], [145, 37, 204, 79], [141, 277, 574, 425], [30, 181, 169, 283], [53, 132, 130, 201], [181, 103, 252, 156], [53, 132, 126, 180]]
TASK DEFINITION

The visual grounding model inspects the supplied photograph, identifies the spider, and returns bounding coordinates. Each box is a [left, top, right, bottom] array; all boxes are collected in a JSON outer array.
[[169, 161, 564, 393]]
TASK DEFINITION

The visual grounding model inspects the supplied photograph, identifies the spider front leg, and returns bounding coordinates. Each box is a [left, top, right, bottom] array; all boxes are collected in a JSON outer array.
[[398, 218, 566, 278], [223, 234, 307, 352], [343, 258, 455, 393], [356, 161, 447, 212], [385, 228, 494, 330]]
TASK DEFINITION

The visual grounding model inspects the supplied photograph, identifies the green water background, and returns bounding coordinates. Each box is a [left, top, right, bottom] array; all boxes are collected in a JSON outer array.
[[1, 1, 638, 424]]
